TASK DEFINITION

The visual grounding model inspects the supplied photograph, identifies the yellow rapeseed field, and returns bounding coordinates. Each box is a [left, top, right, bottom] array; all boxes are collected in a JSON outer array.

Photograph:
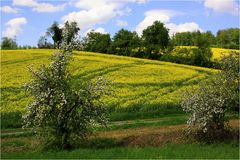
[[1, 49, 215, 113]]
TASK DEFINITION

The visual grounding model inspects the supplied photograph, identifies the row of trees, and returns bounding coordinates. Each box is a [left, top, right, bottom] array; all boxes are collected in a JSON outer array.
[[1, 22, 238, 51], [1, 21, 238, 68], [172, 28, 239, 49], [82, 21, 214, 67], [1, 37, 38, 49], [83, 21, 170, 59]]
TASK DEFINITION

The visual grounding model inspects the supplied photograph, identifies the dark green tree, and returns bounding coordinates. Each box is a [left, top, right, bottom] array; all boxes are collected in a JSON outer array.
[[216, 28, 239, 49], [172, 32, 194, 46], [83, 31, 111, 53], [47, 21, 63, 48], [202, 31, 216, 46], [110, 29, 140, 55], [142, 21, 169, 59], [1, 37, 18, 49], [192, 31, 212, 67]]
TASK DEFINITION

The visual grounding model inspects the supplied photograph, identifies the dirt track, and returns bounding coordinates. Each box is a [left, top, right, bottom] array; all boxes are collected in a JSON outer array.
[[95, 119, 239, 147]]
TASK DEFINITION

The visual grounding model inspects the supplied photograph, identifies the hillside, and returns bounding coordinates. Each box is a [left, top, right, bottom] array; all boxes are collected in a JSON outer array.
[[1, 49, 215, 114], [1, 49, 238, 159]]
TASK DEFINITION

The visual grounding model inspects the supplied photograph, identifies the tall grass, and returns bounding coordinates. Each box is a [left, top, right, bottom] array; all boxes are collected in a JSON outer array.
[[2, 143, 239, 159]]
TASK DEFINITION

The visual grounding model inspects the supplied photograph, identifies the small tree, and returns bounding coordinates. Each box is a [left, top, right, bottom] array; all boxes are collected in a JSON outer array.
[[62, 21, 80, 45], [110, 29, 140, 55], [47, 21, 63, 48], [191, 31, 213, 67], [1, 37, 18, 49], [37, 35, 54, 49], [181, 53, 239, 142], [83, 31, 111, 53], [23, 22, 109, 149]]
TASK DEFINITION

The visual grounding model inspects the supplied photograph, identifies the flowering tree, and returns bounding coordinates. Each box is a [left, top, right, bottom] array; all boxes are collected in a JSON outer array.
[[23, 22, 109, 149], [181, 53, 238, 141]]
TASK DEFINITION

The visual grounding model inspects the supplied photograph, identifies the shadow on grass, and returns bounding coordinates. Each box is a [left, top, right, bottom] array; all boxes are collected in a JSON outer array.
[[1, 111, 23, 129]]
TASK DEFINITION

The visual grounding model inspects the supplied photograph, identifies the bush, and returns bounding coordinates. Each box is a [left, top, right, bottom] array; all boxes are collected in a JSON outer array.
[[181, 54, 239, 142], [161, 47, 213, 67]]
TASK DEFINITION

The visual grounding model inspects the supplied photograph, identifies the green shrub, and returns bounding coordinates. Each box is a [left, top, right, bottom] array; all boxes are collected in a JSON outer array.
[[181, 54, 239, 142]]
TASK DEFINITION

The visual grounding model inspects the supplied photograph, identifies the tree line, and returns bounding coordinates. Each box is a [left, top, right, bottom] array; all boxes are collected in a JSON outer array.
[[1, 21, 239, 68]]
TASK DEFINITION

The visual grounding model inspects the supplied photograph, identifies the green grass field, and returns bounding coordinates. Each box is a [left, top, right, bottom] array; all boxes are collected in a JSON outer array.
[[2, 144, 239, 159]]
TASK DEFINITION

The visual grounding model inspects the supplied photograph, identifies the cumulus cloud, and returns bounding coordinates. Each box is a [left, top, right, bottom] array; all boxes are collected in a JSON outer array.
[[204, 0, 239, 15], [94, 27, 107, 34], [116, 20, 128, 27], [32, 3, 65, 12], [13, 0, 37, 7], [63, 0, 145, 30], [166, 22, 202, 36], [135, 9, 202, 36], [12, 0, 66, 13], [84, 27, 107, 36], [3, 17, 27, 38], [62, 7, 116, 29], [0, 6, 18, 14]]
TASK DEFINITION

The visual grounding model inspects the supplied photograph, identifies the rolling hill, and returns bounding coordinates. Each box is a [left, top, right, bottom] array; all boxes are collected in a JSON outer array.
[[1, 49, 215, 114]]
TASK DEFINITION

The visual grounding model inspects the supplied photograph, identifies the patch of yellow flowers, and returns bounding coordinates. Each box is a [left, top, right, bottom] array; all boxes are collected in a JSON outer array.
[[0, 49, 221, 112]]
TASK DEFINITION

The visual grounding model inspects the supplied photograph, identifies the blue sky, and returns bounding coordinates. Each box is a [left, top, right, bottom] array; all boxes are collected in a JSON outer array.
[[1, 0, 239, 46]]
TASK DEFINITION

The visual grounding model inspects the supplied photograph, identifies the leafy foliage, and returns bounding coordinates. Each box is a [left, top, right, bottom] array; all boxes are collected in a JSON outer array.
[[142, 21, 169, 58], [181, 53, 239, 141], [47, 21, 63, 48], [216, 28, 239, 49], [61, 21, 80, 46], [110, 29, 141, 55], [83, 31, 111, 53], [172, 31, 216, 47], [23, 23, 109, 149], [1, 37, 18, 49], [161, 46, 213, 68], [37, 35, 54, 49]]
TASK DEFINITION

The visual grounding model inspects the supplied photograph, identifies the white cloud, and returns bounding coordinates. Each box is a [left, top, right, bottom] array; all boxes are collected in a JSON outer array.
[[116, 20, 128, 27], [84, 27, 107, 36], [32, 3, 65, 13], [135, 9, 202, 36], [13, 0, 38, 7], [117, 6, 132, 16], [204, 0, 239, 15], [0, 6, 18, 14], [166, 22, 202, 36], [62, 9, 116, 29], [95, 27, 107, 34], [63, 0, 146, 30], [12, 0, 66, 13], [3, 17, 27, 38]]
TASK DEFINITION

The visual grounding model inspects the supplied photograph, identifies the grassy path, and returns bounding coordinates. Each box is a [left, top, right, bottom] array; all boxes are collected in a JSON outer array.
[[1, 120, 239, 159]]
